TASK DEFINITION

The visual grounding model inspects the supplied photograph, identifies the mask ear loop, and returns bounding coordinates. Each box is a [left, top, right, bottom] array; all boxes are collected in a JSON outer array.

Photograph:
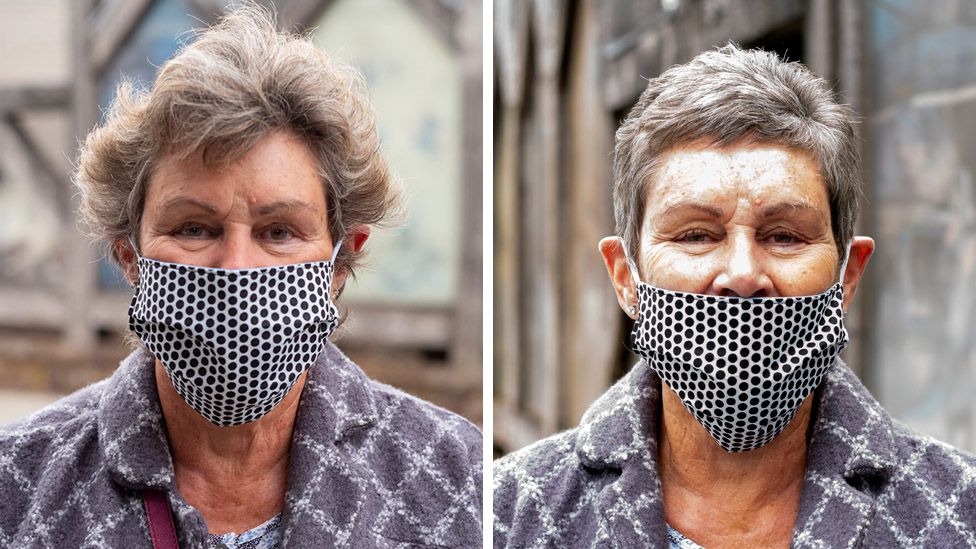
[[330, 239, 344, 263], [624, 256, 641, 288], [127, 237, 141, 259], [624, 253, 642, 316], [838, 240, 853, 285]]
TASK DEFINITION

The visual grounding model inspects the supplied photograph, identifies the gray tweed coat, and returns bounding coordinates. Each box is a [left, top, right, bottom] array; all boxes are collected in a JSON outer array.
[[1, 343, 482, 548], [494, 359, 976, 548]]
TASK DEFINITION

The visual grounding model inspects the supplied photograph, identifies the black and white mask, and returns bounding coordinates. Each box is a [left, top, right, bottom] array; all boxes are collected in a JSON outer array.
[[627, 249, 850, 452], [129, 244, 341, 426]]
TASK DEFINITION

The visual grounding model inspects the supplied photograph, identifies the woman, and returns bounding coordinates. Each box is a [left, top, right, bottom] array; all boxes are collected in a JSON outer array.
[[494, 45, 976, 548], [0, 7, 481, 548]]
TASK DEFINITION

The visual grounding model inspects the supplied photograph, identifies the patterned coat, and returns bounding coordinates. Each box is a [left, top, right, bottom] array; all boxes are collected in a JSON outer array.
[[1, 344, 482, 548], [494, 360, 976, 548]]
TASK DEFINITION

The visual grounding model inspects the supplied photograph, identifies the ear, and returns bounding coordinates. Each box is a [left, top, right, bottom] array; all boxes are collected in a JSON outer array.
[[114, 239, 139, 286], [333, 224, 371, 294], [841, 236, 874, 311], [347, 224, 371, 253], [599, 236, 639, 320]]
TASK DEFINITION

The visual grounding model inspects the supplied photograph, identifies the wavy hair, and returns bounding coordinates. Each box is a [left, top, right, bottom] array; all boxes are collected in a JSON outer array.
[[75, 4, 402, 281]]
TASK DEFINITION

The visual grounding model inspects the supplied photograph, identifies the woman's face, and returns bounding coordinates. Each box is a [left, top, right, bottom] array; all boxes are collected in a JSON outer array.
[[601, 141, 874, 315], [138, 131, 334, 269], [638, 142, 839, 298]]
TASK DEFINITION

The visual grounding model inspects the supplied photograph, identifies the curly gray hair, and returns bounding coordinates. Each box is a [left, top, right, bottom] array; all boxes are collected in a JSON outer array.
[[613, 43, 861, 263], [75, 4, 402, 280]]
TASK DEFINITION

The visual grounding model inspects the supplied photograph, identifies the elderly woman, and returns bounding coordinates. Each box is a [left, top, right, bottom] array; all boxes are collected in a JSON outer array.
[[494, 45, 976, 548], [0, 7, 481, 548]]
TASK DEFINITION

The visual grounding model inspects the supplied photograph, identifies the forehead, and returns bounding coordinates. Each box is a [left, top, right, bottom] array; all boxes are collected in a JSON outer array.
[[646, 141, 828, 213], [146, 131, 326, 206]]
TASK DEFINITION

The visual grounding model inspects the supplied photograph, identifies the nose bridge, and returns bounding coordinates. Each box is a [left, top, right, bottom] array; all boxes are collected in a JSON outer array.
[[727, 231, 759, 277], [217, 226, 256, 270], [716, 230, 770, 297]]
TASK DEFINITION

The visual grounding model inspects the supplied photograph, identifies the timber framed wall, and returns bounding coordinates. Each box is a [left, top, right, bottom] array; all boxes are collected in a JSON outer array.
[[0, 0, 483, 424], [493, 0, 871, 455]]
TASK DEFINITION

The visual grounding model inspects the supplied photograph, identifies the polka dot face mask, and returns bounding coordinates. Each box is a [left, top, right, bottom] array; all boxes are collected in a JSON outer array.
[[627, 249, 850, 452], [128, 244, 341, 426]]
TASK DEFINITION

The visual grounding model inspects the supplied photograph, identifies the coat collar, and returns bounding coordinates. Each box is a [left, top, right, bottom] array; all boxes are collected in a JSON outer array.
[[97, 342, 381, 545], [575, 361, 668, 546], [793, 362, 896, 547], [573, 359, 896, 548], [270, 342, 381, 546], [97, 347, 175, 491]]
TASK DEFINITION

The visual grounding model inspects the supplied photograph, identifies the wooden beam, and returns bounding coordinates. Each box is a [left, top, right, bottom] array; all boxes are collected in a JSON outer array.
[[404, 0, 460, 50], [0, 289, 64, 329], [494, 0, 531, 108], [450, 0, 483, 378], [562, 0, 621, 428], [277, 0, 333, 30], [0, 87, 70, 113], [804, 0, 834, 81], [88, 0, 154, 76], [599, 0, 807, 110], [339, 305, 454, 348], [524, 0, 567, 436], [0, 115, 69, 215], [493, 401, 544, 454], [66, 0, 100, 350]]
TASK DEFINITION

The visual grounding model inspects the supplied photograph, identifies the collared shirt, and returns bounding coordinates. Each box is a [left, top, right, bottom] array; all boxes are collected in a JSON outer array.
[[207, 514, 281, 549], [666, 524, 702, 549], [1, 343, 482, 548], [493, 359, 976, 548]]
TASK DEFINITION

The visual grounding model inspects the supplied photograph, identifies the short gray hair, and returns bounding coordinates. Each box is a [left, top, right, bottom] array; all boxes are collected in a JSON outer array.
[[75, 4, 402, 279], [612, 43, 861, 262]]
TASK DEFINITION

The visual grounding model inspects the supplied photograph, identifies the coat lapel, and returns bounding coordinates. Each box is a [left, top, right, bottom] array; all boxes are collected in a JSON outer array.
[[576, 361, 670, 548], [97, 348, 209, 548], [792, 361, 896, 548], [279, 342, 379, 547], [575, 359, 895, 549]]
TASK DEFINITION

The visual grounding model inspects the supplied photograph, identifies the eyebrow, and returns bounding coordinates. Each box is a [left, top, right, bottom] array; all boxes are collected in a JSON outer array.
[[154, 198, 323, 217], [759, 201, 822, 219], [253, 200, 323, 217], [659, 202, 724, 219], [657, 200, 824, 221], [156, 197, 220, 215]]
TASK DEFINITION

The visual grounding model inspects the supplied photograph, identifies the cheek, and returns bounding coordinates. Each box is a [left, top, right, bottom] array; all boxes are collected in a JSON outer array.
[[641, 247, 717, 293], [770, 259, 837, 295]]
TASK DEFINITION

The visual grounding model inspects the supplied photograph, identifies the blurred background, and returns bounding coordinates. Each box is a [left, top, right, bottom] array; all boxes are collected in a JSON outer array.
[[494, 0, 976, 455], [0, 0, 482, 425]]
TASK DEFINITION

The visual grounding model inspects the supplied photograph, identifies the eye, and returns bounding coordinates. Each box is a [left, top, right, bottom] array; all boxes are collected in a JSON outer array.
[[676, 230, 715, 243], [262, 224, 296, 242], [765, 231, 801, 245], [174, 223, 213, 239]]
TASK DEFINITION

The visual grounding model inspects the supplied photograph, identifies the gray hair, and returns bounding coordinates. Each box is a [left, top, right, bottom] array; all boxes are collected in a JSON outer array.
[[75, 4, 402, 280], [612, 43, 861, 263]]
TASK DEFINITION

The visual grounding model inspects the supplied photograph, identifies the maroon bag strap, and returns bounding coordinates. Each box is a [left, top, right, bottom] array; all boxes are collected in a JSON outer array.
[[142, 489, 180, 549]]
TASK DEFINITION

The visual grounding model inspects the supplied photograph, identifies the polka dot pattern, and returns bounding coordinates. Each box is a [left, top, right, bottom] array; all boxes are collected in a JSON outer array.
[[128, 258, 339, 426], [631, 282, 848, 452]]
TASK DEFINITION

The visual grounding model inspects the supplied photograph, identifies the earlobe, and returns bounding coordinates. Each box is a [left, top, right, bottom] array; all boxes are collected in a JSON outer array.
[[115, 239, 139, 286]]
